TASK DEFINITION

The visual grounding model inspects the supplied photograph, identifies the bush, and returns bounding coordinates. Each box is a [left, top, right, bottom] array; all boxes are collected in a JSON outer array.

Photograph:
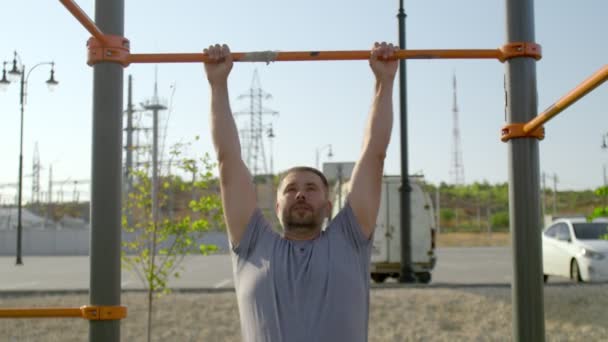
[[491, 211, 509, 229]]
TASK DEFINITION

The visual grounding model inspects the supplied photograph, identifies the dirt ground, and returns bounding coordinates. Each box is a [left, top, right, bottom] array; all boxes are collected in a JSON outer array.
[[1, 284, 606, 341], [437, 232, 510, 247]]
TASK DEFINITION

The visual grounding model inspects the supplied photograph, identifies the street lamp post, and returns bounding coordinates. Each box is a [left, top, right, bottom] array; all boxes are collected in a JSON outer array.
[[600, 133, 608, 210], [1, 51, 58, 265], [315, 144, 333, 170]]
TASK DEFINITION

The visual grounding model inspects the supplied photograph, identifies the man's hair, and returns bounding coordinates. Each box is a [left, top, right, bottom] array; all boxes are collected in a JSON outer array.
[[277, 166, 329, 192]]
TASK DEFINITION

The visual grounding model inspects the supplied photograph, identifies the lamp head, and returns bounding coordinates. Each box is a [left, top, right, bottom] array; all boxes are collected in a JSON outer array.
[[46, 63, 59, 91]]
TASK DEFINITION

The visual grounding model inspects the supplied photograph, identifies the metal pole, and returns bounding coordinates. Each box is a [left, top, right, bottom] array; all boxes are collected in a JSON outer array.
[[505, 0, 545, 340], [125, 75, 134, 228], [90, 0, 124, 340], [397, 0, 415, 283], [16, 67, 25, 266], [125, 75, 134, 192]]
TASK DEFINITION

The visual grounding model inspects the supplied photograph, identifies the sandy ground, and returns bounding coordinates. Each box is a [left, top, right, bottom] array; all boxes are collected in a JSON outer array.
[[437, 232, 510, 247], [1, 285, 606, 341]]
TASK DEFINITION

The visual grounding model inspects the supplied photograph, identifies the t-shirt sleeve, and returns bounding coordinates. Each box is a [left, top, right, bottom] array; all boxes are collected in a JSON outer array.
[[230, 208, 277, 260], [330, 201, 374, 252]]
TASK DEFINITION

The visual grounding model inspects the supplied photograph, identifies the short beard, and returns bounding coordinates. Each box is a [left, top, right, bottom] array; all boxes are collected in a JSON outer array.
[[282, 206, 323, 233]]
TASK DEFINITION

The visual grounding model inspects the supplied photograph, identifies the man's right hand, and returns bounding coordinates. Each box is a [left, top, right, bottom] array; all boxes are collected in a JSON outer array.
[[203, 44, 233, 85]]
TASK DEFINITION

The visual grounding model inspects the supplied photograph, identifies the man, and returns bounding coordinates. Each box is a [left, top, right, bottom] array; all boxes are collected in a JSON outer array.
[[203, 42, 398, 342]]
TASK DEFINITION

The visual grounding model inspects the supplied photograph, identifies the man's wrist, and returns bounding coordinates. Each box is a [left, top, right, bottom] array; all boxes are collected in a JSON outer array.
[[209, 80, 229, 89], [375, 79, 395, 92]]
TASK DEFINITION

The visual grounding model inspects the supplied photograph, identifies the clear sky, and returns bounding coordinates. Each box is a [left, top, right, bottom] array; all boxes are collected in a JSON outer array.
[[1, 0, 607, 203]]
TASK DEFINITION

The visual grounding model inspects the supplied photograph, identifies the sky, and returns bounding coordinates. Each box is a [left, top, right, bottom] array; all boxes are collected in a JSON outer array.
[[1, 0, 607, 204]]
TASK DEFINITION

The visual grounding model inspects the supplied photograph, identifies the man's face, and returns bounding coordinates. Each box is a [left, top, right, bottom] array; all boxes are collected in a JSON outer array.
[[276, 171, 331, 231]]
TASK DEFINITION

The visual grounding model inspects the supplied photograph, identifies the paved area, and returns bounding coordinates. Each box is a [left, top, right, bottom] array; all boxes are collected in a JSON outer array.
[[0, 247, 571, 291]]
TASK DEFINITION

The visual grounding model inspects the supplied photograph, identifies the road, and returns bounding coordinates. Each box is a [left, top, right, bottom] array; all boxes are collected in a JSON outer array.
[[0, 247, 571, 291]]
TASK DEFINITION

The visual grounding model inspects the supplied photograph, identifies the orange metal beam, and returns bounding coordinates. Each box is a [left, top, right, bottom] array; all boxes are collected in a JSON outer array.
[[524, 65, 608, 134], [0, 306, 127, 320], [60, 1, 541, 66], [59, 0, 108, 45], [128, 48, 522, 64], [0, 308, 81, 319]]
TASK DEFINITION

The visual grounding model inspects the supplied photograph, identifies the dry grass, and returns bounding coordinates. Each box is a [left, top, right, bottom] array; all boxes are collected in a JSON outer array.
[[437, 232, 510, 247], [1, 285, 606, 341]]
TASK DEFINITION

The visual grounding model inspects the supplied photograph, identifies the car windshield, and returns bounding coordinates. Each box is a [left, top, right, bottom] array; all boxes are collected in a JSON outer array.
[[572, 223, 608, 240]]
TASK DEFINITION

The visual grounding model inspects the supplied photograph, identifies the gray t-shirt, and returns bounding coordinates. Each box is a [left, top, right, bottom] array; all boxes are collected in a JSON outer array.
[[231, 202, 373, 342]]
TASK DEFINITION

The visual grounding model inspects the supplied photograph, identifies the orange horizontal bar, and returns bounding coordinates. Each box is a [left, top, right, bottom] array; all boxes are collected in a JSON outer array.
[[59, 0, 108, 45], [524, 65, 608, 134], [0, 307, 81, 319], [129, 49, 505, 64], [0, 305, 127, 320]]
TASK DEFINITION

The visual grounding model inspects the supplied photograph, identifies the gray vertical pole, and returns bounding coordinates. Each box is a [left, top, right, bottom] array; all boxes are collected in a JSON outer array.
[[125, 75, 134, 228], [152, 108, 159, 226], [126, 75, 134, 193], [122, 75, 134, 227], [90, 0, 124, 341], [505, 0, 545, 341], [397, 0, 415, 283], [16, 68, 25, 266]]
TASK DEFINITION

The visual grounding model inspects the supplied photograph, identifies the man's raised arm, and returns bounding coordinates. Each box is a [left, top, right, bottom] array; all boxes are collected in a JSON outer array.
[[204, 44, 256, 247], [348, 42, 398, 240]]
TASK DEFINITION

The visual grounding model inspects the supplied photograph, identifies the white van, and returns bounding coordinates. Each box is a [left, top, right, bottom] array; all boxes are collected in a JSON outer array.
[[331, 175, 437, 283]]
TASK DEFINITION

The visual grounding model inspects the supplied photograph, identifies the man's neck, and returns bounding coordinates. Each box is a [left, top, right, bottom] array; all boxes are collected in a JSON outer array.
[[283, 227, 321, 241]]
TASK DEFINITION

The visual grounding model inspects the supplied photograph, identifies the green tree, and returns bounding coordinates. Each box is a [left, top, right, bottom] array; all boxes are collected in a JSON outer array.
[[122, 146, 223, 342], [589, 186, 608, 241], [491, 211, 510, 230], [440, 209, 456, 224]]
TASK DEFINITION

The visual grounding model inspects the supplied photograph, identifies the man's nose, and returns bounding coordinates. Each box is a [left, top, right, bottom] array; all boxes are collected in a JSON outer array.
[[295, 191, 306, 200]]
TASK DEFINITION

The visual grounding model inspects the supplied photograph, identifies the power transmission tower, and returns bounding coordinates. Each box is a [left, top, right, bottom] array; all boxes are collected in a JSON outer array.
[[124, 74, 136, 196], [141, 67, 167, 227], [31, 142, 42, 204], [450, 73, 465, 185], [123, 75, 153, 176], [234, 69, 279, 177]]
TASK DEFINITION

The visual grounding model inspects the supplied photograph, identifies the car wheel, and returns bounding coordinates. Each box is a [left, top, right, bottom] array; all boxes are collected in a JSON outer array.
[[571, 259, 583, 283], [543, 274, 548, 283], [371, 273, 388, 283], [415, 272, 432, 284]]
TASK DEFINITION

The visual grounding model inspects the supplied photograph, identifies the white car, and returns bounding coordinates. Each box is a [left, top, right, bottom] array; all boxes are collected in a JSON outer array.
[[542, 218, 608, 282]]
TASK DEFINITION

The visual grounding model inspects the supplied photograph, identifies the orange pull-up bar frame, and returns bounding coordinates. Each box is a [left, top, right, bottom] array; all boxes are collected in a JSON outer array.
[[525, 65, 608, 134], [0, 305, 127, 320], [502, 65, 608, 141], [63, 0, 606, 143], [60, 0, 541, 66]]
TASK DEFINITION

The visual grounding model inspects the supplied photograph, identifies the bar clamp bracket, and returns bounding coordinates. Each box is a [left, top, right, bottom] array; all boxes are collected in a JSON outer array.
[[501, 123, 545, 142], [80, 305, 127, 321], [87, 35, 131, 66], [499, 42, 542, 62]]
